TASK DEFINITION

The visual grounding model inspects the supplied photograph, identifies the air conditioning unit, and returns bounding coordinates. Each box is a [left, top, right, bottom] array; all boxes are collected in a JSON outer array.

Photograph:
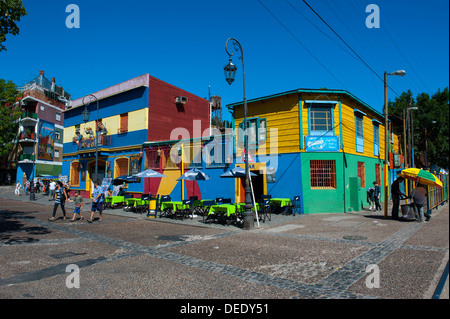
[[175, 96, 188, 104]]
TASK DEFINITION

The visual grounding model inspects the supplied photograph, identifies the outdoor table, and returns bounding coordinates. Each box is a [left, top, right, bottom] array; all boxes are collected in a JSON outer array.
[[105, 196, 125, 206], [160, 201, 189, 211], [125, 198, 142, 207], [236, 202, 260, 213], [209, 204, 237, 217], [270, 198, 291, 207]]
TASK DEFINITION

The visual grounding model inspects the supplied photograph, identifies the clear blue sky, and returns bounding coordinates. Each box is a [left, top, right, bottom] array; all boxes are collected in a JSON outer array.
[[1, 0, 448, 123]]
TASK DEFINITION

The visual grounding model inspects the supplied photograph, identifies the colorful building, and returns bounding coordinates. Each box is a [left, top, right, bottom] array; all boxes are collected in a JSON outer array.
[[227, 88, 403, 214], [14, 70, 70, 185], [62, 74, 210, 198]]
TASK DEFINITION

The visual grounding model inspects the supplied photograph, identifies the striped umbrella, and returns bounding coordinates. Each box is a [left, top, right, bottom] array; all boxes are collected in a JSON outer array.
[[400, 168, 443, 188]]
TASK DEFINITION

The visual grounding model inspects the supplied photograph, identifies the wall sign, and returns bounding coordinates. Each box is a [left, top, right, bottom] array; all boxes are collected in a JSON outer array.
[[305, 136, 339, 152]]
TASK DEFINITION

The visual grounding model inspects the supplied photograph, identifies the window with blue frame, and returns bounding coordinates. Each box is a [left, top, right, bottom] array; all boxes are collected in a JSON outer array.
[[205, 135, 233, 168], [238, 117, 266, 149], [354, 109, 365, 153], [373, 120, 380, 156], [309, 106, 333, 136]]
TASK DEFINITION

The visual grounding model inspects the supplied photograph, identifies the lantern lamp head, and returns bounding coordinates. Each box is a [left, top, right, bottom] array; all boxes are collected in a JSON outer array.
[[224, 58, 237, 85]]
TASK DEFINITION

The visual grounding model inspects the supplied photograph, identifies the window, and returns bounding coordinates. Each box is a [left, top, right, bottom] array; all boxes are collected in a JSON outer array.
[[56, 113, 61, 121], [357, 162, 365, 187], [115, 158, 129, 177], [238, 117, 266, 149], [54, 150, 59, 158], [205, 135, 233, 168], [355, 115, 364, 153], [119, 113, 128, 134], [310, 107, 333, 135], [70, 162, 80, 186], [310, 160, 336, 189], [373, 122, 380, 156], [375, 164, 381, 185]]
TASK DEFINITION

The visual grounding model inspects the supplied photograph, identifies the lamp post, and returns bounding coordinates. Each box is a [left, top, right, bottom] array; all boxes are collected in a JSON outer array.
[[383, 70, 406, 219], [81, 94, 99, 183], [224, 37, 254, 230]]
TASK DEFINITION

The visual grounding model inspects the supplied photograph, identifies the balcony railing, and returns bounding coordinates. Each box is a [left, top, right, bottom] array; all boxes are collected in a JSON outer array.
[[73, 135, 111, 150], [19, 132, 37, 141], [20, 111, 38, 120], [19, 154, 35, 161]]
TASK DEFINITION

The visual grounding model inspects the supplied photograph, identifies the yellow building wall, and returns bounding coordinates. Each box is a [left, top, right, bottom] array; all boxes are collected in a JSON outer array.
[[232, 91, 399, 160], [234, 94, 300, 155], [63, 108, 148, 144]]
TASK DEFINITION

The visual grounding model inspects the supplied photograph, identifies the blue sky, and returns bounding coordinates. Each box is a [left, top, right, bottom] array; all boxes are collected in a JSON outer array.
[[1, 0, 448, 123]]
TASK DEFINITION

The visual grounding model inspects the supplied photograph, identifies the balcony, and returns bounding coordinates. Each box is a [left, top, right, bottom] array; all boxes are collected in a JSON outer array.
[[19, 132, 37, 143], [20, 111, 38, 120], [69, 135, 112, 154], [18, 154, 35, 162]]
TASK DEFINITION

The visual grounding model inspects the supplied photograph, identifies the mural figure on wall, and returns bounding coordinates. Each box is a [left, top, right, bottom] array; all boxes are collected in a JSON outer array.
[[38, 120, 55, 161]]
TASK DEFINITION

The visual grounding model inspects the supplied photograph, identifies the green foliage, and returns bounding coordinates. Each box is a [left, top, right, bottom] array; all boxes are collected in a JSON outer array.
[[0, 0, 27, 51], [0, 79, 21, 162], [389, 87, 449, 169]]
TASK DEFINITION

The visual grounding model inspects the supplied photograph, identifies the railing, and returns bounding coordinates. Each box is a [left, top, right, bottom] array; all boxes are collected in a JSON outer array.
[[427, 174, 449, 214], [73, 135, 111, 150], [19, 132, 37, 141], [20, 111, 38, 120], [19, 154, 34, 161]]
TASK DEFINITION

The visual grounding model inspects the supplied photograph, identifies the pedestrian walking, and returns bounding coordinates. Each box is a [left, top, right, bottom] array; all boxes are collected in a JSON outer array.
[[373, 181, 382, 211], [391, 176, 406, 220], [24, 180, 30, 195], [88, 180, 104, 223], [48, 181, 68, 221], [49, 180, 56, 201], [69, 190, 84, 222], [15, 181, 21, 196]]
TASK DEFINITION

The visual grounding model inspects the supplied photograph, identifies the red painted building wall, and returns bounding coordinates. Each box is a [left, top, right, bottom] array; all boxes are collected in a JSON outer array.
[[148, 76, 209, 141]]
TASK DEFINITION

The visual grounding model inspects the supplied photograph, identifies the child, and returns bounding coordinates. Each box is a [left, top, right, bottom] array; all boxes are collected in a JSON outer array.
[[48, 181, 68, 221], [70, 190, 84, 222], [366, 186, 375, 210]]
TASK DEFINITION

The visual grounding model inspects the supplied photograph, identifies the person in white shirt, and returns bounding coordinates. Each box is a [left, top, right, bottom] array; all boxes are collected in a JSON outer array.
[[49, 180, 56, 201]]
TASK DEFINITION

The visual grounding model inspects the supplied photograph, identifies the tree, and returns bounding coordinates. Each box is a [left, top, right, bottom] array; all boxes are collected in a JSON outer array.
[[389, 87, 449, 170], [0, 79, 21, 163], [0, 0, 27, 52]]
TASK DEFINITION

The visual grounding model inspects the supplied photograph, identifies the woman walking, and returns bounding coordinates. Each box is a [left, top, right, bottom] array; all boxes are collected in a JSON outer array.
[[48, 181, 68, 221]]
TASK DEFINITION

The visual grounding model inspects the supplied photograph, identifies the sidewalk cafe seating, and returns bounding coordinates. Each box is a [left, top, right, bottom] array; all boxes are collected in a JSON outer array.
[[284, 196, 302, 215], [104, 196, 126, 209], [175, 198, 194, 220], [159, 195, 173, 218], [260, 199, 272, 222], [201, 200, 216, 223]]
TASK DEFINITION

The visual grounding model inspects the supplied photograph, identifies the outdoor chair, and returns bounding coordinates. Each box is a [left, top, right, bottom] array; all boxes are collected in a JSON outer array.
[[284, 196, 301, 215], [260, 199, 272, 222], [175, 199, 194, 220], [159, 195, 173, 218], [147, 194, 160, 218], [216, 197, 224, 204], [222, 198, 232, 204], [201, 200, 216, 223]]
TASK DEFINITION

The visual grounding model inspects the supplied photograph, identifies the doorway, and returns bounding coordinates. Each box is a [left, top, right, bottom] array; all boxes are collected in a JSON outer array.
[[239, 172, 264, 203], [87, 160, 106, 197]]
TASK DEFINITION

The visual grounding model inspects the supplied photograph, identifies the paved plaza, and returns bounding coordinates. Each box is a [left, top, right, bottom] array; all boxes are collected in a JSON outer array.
[[0, 188, 448, 303]]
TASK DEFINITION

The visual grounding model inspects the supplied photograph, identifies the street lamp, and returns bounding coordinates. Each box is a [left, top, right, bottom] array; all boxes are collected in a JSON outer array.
[[383, 69, 406, 219], [224, 37, 254, 230], [81, 94, 99, 183]]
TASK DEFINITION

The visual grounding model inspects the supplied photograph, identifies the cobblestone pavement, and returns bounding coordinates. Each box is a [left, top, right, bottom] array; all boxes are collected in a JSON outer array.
[[0, 188, 448, 303]]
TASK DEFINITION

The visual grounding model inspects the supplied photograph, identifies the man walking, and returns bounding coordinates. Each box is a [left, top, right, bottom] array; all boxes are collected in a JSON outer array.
[[88, 180, 104, 223], [391, 176, 406, 220]]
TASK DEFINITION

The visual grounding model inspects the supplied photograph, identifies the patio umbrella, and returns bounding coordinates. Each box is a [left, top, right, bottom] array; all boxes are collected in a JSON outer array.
[[113, 175, 141, 185], [133, 168, 166, 178], [220, 167, 257, 178], [177, 168, 211, 181], [400, 168, 443, 188], [133, 168, 166, 195], [176, 168, 211, 199]]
